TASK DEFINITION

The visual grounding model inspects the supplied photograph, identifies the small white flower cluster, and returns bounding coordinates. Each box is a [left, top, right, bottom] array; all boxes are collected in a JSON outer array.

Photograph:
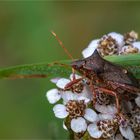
[[46, 76, 140, 140], [82, 31, 140, 58], [46, 31, 140, 140]]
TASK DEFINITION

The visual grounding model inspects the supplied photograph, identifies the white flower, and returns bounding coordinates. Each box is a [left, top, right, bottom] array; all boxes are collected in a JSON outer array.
[[77, 96, 90, 104], [119, 45, 139, 54], [61, 91, 79, 104], [84, 108, 98, 122], [50, 77, 61, 84], [132, 42, 140, 51], [46, 88, 61, 104], [82, 39, 99, 58], [98, 113, 114, 120], [108, 32, 124, 48], [119, 126, 135, 140], [95, 103, 117, 114], [87, 123, 103, 138], [80, 84, 93, 100], [71, 117, 87, 133], [82, 32, 124, 58], [53, 101, 98, 121], [135, 95, 140, 107], [53, 100, 98, 133], [53, 104, 69, 119], [119, 45, 130, 54], [62, 90, 91, 105], [61, 83, 92, 104], [56, 78, 70, 89]]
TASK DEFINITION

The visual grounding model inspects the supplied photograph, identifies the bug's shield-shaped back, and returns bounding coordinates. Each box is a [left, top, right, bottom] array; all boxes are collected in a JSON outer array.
[[71, 49, 140, 92]]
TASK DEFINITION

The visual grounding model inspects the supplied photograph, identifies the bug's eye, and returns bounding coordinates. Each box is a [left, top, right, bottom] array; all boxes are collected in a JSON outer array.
[[123, 69, 127, 74]]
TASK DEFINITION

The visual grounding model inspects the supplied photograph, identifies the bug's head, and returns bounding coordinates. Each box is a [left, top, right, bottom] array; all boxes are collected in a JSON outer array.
[[71, 50, 98, 70], [71, 50, 104, 76], [71, 59, 91, 78], [71, 59, 85, 71]]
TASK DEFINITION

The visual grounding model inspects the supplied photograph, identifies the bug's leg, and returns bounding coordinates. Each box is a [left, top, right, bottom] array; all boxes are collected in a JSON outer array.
[[97, 87, 128, 124], [64, 77, 84, 91], [97, 87, 128, 122], [89, 82, 97, 106], [96, 87, 120, 113], [72, 68, 76, 80], [107, 80, 140, 93]]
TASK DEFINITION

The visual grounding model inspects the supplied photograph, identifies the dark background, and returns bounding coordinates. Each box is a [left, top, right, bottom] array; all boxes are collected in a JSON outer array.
[[0, 1, 140, 139]]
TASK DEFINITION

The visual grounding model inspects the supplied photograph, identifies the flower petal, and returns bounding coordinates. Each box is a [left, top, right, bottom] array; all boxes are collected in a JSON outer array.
[[82, 39, 99, 58], [98, 113, 114, 120], [77, 96, 90, 104], [84, 108, 98, 122], [119, 126, 135, 140], [46, 89, 61, 104], [71, 117, 87, 133], [135, 95, 140, 107], [132, 42, 140, 51], [120, 45, 139, 55], [62, 91, 79, 104], [50, 77, 61, 84], [95, 103, 117, 114], [87, 123, 103, 138], [119, 45, 129, 54], [63, 121, 68, 131], [79, 85, 93, 100], [53, 104, 69, 119], [62, 86, 91, 104], [56, 78, 70, 89], [108, 32, 124, 48]]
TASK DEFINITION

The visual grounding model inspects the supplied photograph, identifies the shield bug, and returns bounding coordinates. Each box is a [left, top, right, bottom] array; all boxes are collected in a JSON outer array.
[[51, 31, 140, 115], [71, 49, 140, 113]]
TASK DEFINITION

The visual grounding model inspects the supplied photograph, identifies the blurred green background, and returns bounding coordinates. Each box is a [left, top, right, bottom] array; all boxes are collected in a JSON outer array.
[[0, 1, 140, 139]]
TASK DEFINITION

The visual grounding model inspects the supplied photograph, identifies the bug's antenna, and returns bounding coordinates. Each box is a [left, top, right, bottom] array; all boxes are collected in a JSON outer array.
[[51, 31, 75, 79], [51, 31, 74, 60]]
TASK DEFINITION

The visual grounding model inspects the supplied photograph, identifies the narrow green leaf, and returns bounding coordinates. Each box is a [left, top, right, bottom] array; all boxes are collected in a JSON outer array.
[[0, 54, 139, 79], [0, 61, 72, 79], [105, 53, 140, 66]]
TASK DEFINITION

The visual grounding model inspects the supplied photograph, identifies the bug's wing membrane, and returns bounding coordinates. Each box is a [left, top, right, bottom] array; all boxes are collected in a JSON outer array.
[[99, 60, 140, 89], [99, 72, 137, 86]]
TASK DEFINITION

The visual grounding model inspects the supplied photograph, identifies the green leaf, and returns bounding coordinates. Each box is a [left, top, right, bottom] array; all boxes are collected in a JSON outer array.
[[105, 53, 140, 66], [0, 54, 140, 79], [0, 61, 72, 79]]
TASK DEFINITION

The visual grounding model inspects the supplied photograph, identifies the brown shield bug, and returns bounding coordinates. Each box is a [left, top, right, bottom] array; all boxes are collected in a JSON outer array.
[[51, 31, 140, 115], [71, 50, 140, 113]]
